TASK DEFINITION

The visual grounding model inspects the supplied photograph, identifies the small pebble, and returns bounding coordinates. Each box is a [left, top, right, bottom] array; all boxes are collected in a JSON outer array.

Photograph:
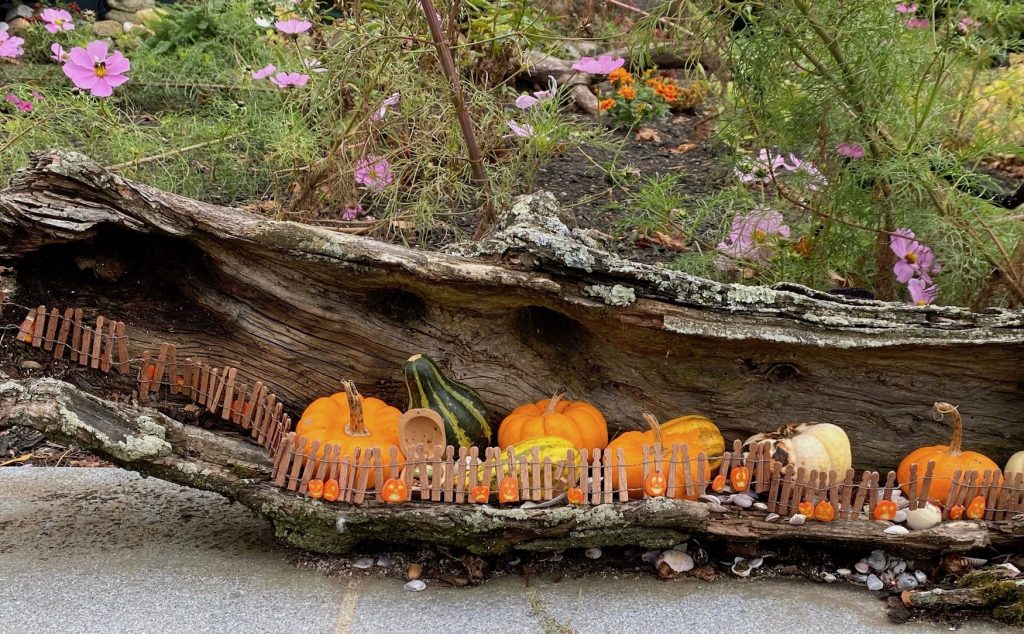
[[890, 559, 907, 574], [836, 568, 852, 577], [822, 573, 837, 583], [851, 574, 868, 583], [585, 547, 602, 559], [353, 557, 374, 570], [914, 570, 927, 584], [855, 561, 870, 574], [753, 502, 768, 511], [672, 543, 688, 552], [764, 513, 780, 522], [884, 525, 910, 536], [866, 574, 884, 591], [404, 580, 427, 592], [868, 550, 887, 571], [897, 573, 919, 590], [376, 555, 391, 567], [894, 509, 908, 523], [788, 514, 806, 526], [732, 494, 754, 509], [709, 504, 727, 513], [19, 360, 42, 370], [407, 563, 423, 580], [641, 550, 661, 563]]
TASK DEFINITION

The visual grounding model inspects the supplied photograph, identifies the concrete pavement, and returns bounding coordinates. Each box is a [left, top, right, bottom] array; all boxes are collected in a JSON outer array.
[[0, 468, 1009, 633]]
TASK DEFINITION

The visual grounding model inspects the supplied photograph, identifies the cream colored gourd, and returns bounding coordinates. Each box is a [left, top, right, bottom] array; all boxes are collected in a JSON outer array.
[[744, 422, 851, 474], [1006, 451, 1024, 476]]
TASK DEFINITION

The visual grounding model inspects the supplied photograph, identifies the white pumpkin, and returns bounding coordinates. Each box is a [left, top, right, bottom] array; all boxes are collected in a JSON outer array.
[[1005, 451, 1024, 476], [744, 422, 852, 474]]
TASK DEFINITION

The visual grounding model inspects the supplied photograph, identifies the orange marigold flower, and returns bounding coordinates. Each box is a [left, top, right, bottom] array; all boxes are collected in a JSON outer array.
[[618, 86, 635, 101], [608, 67, 632, 84], [599, 98, 615, 111]]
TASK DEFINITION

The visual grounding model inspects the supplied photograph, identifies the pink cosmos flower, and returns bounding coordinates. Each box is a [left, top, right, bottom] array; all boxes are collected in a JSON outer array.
[[905, 18, 930, 28], [836, 142, 865, 159], [370, 92, 400, 121], [957, 17, 978, 34], [735, 149, 788, 185], [354, 155, 393, 191], [6, 93, 32, 112], [784, 154, 828, 190], [571, 54, 625, 75], [889, 228, 940, 283], [515, 78, 558, 109], [61, 41, 130, 97], [51, 42, 68, 63], [895, 3, 918, 13], [275, 19, 312, 35], [269, 72, 309, 89], [41, 8, 75, 33], [908, 277, 937, 305], [505, 120, 535, 138], [716, 207, 791, 269], [251, 63, 276, 80], [0, 31, 25, 59], [342, 203, 365, 221], [515, 94, 539, 109]]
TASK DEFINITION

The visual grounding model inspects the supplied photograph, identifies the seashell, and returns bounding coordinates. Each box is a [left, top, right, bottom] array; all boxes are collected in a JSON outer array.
[[868, 550, 887, 571], [353, 557, 375, 570], [709, 504, 728, 513], [896, 573, 919, 590], [753, 502, 768, 511], [585, 547, 602, 559], [884, 525, 910, 536], [376, 555, 391, 567], [673, 543, 689, 552], [965, 557, 988, 566], [731, 559, 752, 577], [764, 513, 780, 522], [914, 570, 927, 584], [855, 561, 871, 574], [996, 563, 1021, 576], [656, 550, 694, 577], [404, 580, 427, 592], [520, 501, 538, 509], [506, 556, 521, 566], [789, 513, 806, 526], [699, 494, 720, 505], [866, 574, 884, 591], [732, 493, 754, 508], [896, 496, 909, 509], [749, 557, 764, 569], [906, 503, 941, 531], [893, 509, 908, 524], [822, 573, 837, 583], [836, 568, 852, 577], [641, 550, 661, 563]]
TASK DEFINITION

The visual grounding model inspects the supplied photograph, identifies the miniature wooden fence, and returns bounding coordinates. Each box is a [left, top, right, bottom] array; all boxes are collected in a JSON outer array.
[[13, 304, 130, 373]]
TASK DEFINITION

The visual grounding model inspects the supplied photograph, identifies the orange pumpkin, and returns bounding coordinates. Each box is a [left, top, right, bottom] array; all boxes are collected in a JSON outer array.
[[380, 478, 409, 503], [567, 486, 585, 504], [948, 504, 964, 520], [965, 495, 986, 520], [498, 476, 520, 503], [645, 471, 668, 497], [497, 389, 608, 452], [323, 479, 341, 502], [711, 474, 726, 493], [814, 500, 835, 522], [608, 413, 712, 500], [873, 499, 898, 521], [730, 466, 750, 492], [295, 380, 405, 487], [797, 501, 814, 516], [307, 479, 325, 499], [897, 402, 1000, 503], [469, 484, 490, 503]]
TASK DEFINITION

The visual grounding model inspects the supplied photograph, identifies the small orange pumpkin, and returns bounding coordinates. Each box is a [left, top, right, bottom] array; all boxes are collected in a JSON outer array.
[[711, 474, 726, 493], [607, 413, 712, 500], [567, 486, 585, 504], [814, 500, 836, 522], [498, 389, 609, 452], [645, 471, 668, 497], [948, 504, 964, 520], [307, 479, 325, 499], [323, 479, 340, 502], [469, 484, 490, 503], [380, 478, 409, 504], [498, 476, 520, 503], [730, 466, 750, 492], [873, 499, 898, 521], [797, 501, 814, 517], [965, 495, 986, 520]]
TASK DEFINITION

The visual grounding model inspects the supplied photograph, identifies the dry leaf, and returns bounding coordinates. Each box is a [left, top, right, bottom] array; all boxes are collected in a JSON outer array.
[[652, 231, 687, 250], [670, 142, 699, 154], [635, 127, 662, 143]]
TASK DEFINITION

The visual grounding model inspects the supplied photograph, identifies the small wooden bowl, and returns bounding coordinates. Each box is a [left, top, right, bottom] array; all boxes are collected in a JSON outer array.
[[398, 408, 446, 458]]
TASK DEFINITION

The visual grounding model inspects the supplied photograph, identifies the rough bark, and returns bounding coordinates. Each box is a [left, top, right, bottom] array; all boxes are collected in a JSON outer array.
[[0, 376, 1014, 556], [1, 151, 1023, 472]]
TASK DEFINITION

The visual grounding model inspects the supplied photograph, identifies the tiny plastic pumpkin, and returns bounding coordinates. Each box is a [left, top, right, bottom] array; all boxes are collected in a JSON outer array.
[[645, 471, 668, 497], [380, 478, 409, 504], [469, 484, 490, 503], [323, 479, 341, 502], [730, 466, 750, 492], [498, 476, 520, 503], [965, 495, 986, 520], [498, 388, 609, 452], [797, 501, 814, 517], [307, 479, 325, 500], [814, 500, 836, 522], [711, 474, 726, 493], [567, 486, 585, 505], [897, 402, 1000, 503], [948, 504, 964, 520], [873, 499, 898, 521]]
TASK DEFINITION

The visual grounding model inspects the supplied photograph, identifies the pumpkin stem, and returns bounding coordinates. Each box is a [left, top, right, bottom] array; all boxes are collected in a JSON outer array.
[[544, 388, 568, 414], [641, 411, 664, 446], [343, 380, 369, 437], [934, 402, 962, 454]]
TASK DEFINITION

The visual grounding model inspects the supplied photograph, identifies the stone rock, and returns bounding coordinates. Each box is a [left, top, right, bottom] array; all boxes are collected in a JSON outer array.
[[866, 574, 884, 591], [7, 17, 29, 32], [135, 7, 167, 25], [104, 9, 138, 24], [107, 0, 155, 12], [93, 20, 124, 37], [6, 4, 33, 21]]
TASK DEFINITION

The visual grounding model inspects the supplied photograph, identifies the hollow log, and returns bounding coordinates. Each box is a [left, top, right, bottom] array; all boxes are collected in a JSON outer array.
[[0, 375, 1015, 556], [1, 151, 1022, 472]]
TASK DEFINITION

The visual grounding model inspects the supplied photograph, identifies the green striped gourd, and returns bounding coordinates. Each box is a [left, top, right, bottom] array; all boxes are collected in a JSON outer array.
[[403, 354, 492, 449]]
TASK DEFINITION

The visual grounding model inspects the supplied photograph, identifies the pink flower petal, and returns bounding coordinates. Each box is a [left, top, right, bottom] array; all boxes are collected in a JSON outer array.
[[85, 40, 109, 61], [105, 52, 131, 75], [90, 80, 114, 98], [68, 47, 93, 68]]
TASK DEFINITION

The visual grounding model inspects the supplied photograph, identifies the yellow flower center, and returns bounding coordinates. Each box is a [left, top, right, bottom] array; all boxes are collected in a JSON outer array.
[[905, 251, 917, 264], [753, 229, 767, 243], [916, 299, 927, 306], [55, 18, 63, 25], [94, 62, 107, 78]]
